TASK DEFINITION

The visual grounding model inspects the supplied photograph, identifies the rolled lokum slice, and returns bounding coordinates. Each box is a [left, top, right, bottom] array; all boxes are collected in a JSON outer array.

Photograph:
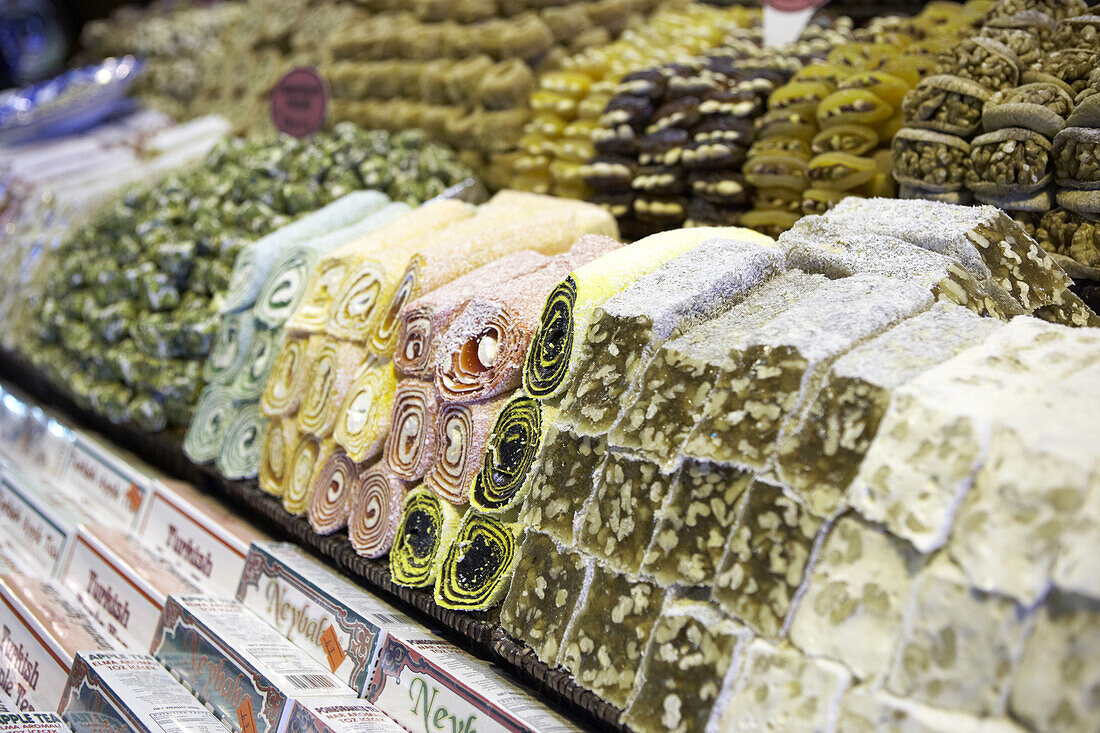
[[641, 460, 755, 588], [519, 423, 606, 547], [182, 386, 235, 464], [850, 317, 1100, 553], [434, 508, 521, 611], [902, 75, 991, 137], [575, 452, 679, 576], [707, 638, 851, 733], [469, 394, 551, 513], [1054, 126, 1100, 191], [774, 303, 1002, 517], [558, 565, 665, 708], [389, 486, 461, 587], [424, 392, 510, 505], [260, 336, 319, 418], [822, 197, 1075, 313], [434, 234, 623, 403], [891, 128, 970, 192], [683, 274, 933, 470], [966, 127, 1052, 196], [283, 436, 335, 516], [325, 199, 474, 343], [285, 202, 413, 334], [522, 227, 744, 404], [712, 481, 822, 637], [306, 446, 359, 535], [370, 194, 616, 357], [347, 465, 407, 557], [558, 235, 784, 436], [609, 271, 828, 469], [258, 418, 296, 496], [382, 379, 441, 482], [946, 362, 1100, 605], [981, 82, 1073, 137], [886, 558, 1032, 716], [623, 600, 750, 733], [789, 517, 920, 680], [221, 191, 392, 314], [332, 360, 398, 462], [226, 327, 284, 402], [1010, 592, 1100, 732], [296, 341, 366, 439], [499, 530, 591, 667], [202, 312, 254, 386], [393, 250, 549, 378], [215, 403, 267, 480]]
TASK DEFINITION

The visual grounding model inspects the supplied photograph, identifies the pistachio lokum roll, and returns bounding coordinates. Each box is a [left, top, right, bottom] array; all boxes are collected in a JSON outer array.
[[522, 227, 747, 404], [382, 379, 441, 482], [558, 234, 784, 436], [201, 312, 254, 386], [370, 193, 617, 357], [347, 465, 407, 558], [390, 486, 462, 588], [332, 360, 399, 463], [683, 275, 934, 471], [221, 190, 392, 314], [434, 508, 522, 611], [393, 249, 549, 378], [433, 234, 624, 402], [182, 386, 235, 464], [258, 418, 297, 497], [226, 327, 285, 402], [215, 403, 267, 480], [325, 199, 475, 342], [775, 304, 1002, 518], [499, 530, 591, 667], [306, 446, 360, 535]]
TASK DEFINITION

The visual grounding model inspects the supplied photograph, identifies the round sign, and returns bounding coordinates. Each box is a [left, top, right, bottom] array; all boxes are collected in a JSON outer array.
[[764, 0, 827, 11], [270, 67, 328, 138]]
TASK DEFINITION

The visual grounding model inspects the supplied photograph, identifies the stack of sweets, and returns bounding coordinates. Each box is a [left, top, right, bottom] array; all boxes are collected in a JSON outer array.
[[488, 196, 1098, 731], [496, 2, 760, 196], [582, 15, 853, 239]]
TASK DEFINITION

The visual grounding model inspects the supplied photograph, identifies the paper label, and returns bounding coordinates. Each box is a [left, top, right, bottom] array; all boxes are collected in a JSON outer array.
[[368, 635, 581, 733], [763, 0, 826, 48], [288, 696, 406, 732], [59, 651, 227, 733], [270, 68, 328, 138], [236, 544, 422, 694], [0, 710, 68, 732], [0, 591, 70, 713], [57, 531, 176, 652], [136, 486, 249, 598], [0, 476, 70, 576], [150, 596, 354, 733], [56, 439, 149, 530]]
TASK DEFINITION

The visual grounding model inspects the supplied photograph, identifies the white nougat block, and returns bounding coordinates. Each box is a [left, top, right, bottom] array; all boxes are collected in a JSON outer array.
[[789, 517, 919, 681], [886, 559, 1033, 717], [707, 638, 851, 733], [851, 318, 1100, 553], [839, 684, 1030, 733]]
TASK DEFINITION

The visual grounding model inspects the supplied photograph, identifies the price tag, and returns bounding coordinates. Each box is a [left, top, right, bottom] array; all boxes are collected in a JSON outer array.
[[763, 0, 828, 48], [322, 624, 346, 672], [238, 697, 257, 733], [270, 67, 328, 138]]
